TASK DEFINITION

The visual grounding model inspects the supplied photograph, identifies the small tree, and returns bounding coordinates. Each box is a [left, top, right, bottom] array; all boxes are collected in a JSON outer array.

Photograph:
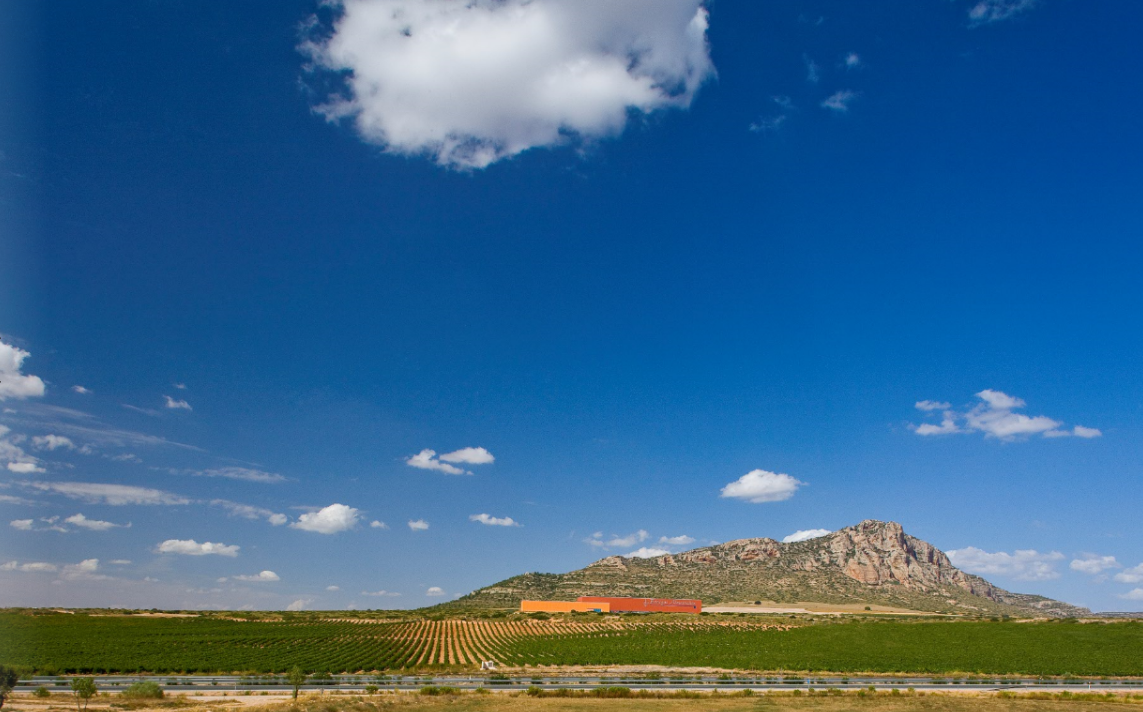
[[70, 677, 97, 712], [0, 666, 19, 710], [287, 666, 307, 701]]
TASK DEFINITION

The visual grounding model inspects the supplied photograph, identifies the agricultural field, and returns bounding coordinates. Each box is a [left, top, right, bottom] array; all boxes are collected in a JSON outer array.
[[1, 610, 1140, 676]]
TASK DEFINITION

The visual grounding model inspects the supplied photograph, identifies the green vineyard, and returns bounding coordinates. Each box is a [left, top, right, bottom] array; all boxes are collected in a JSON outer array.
[[1, 612, 1140, 677]]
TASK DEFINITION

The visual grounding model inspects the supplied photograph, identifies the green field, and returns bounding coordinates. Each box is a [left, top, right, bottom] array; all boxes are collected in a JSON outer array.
[[1, 611, 1140, 676], [511, 620, 1143, 676]]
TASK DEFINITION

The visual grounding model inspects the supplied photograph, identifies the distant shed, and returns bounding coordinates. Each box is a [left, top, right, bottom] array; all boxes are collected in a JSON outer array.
[[577, 596, 701, 614]]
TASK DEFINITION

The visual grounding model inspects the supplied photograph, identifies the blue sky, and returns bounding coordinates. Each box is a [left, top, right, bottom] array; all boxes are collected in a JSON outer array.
[[1, 0, 1142, 612]]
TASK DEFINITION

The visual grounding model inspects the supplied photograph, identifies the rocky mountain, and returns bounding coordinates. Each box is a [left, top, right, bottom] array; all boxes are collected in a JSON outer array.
[[449, 520, 1088, 617]]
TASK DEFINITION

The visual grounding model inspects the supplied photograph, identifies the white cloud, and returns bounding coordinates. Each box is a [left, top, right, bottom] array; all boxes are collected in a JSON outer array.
[[32, 435, 75, 451], [9, 519, 33, 531], [370, 520, 389, 529], [164, 396, 192, 411], [232, 570, 280, 583], [844, 52, 862, 68], [977, 389, 1025, 410], [302, 0, 714, 169], [194, 467, 286, 484], [326, 585, 340, 591], [968, 0, 1037, 26], [627, 547, 671, 559], [405, 449, 468, 475], [469, 513, 520, 527], [586, 529, 649, 548], [1070, 554, 1120, 575], [0, 426, 43, 473], [947, 546, 1063, 581], [914, 390, 1099, 442], [658, 535, 695, 546], [212, 499, 288, 526], [72, 385, 91, 395], [425, 586, 445, 597], [109, 559, 131, 565], [157, 539, 240, 557], [783, 528, 832, 543], [1117, 588, 1143, 601], [22, 481, 190, 505], [915, 400, 951, 411], [749, 115, 787, 133], [440, 447, 495, 465], [821, 90, 859, 112], [720, 469, 803, 504], [173, 383, 187, 390], [290, 503, 360, 534], [7, 462, 43, 474], [1, 560, 58, 573], [1113, 564, 1143, 585], [0, 342, 46, 401], [61, 558, 109, 581], [361, 589, 400, 597], [65, 513, 128, 531], [286, 598, 313, 611], [914, 415, 961, 436], [408, 519, 429, 531]]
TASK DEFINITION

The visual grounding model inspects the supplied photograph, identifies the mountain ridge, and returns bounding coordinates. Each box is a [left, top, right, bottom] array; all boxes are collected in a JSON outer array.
[[448, 520, 1087, 617]]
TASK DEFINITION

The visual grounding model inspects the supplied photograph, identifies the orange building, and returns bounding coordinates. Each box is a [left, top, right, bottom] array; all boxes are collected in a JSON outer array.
[[520, 600, 611, 613], [577, 596, 701, 614]]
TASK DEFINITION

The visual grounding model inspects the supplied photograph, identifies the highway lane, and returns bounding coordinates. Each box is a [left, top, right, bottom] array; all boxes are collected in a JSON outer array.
[[14, 675, 1143, 694]]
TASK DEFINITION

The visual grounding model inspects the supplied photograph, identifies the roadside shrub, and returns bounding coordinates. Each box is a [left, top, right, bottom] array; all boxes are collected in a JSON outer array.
[[418, 686, 458, 696], [33, 686, 51, 698], [363, 685, 378, 695], [121, 681, 164, 699]]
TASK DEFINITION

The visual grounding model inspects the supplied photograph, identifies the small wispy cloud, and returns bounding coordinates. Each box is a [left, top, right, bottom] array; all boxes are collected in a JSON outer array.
[[408, 519, 429, 531], [947, 546, 1063, 581], [843, 52, 862, 69], [469, 513, 520, 527], [212, 500, 288, 526], [782, 528, 831, 543], [21, 481, 191, 506], [968, 0, 1037, 26], [803, 54, 820, 83], [227, 570, 280, 583], [164, 396, 192, 411], [406, 447, 495, 475], [912, 390, 1101, 441], [191, 467, 286, 484], [821, 90, 859, 112], [627, 547, 671, 559], [1070, 554, 1120, 575], [585, 529, 649, 548], [157, 539, 240, 557]]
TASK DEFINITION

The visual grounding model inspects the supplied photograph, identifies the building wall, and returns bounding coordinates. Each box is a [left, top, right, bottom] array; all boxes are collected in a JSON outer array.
[[520, 600, 611, 613], [577, 596, 702, 614]]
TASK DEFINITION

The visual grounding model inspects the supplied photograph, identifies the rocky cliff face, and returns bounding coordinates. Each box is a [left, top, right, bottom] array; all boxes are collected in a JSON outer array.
[[448, 520, 1088, 617]]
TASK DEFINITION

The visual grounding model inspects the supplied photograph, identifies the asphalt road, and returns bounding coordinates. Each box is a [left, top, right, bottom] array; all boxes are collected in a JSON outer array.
[[15, 675, 1143, 693]]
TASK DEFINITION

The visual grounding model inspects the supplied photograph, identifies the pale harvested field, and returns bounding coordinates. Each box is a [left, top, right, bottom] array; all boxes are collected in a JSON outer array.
[[706, 602, 935, 615], [9, 690, 1143, 712]]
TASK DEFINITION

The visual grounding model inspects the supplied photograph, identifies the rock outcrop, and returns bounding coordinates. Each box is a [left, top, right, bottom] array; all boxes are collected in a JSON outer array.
[[446, 520, 1088, 617]]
